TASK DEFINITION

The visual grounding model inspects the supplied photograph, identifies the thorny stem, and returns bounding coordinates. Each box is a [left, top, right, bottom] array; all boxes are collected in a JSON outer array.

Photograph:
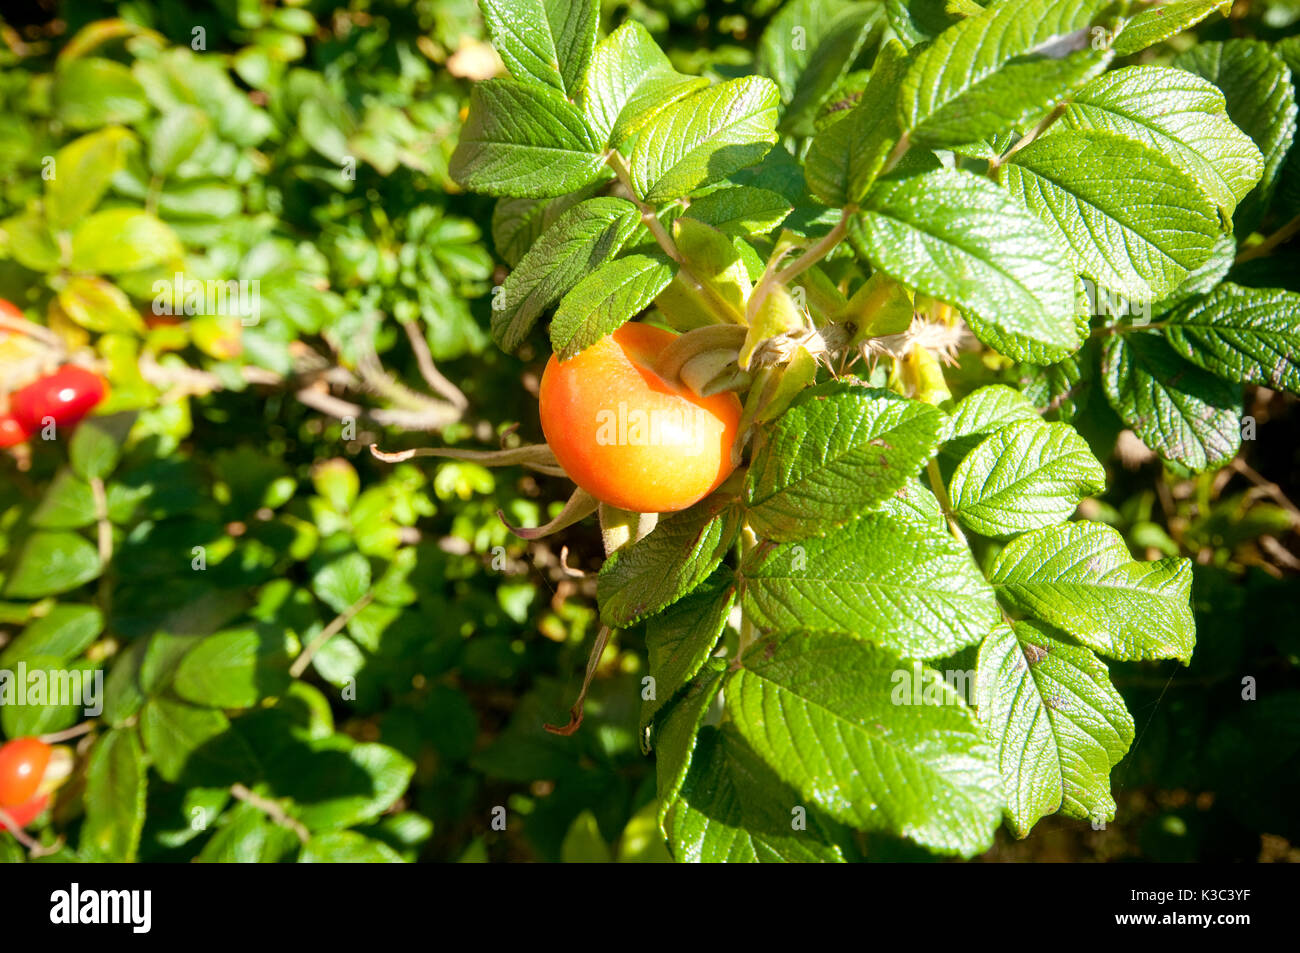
[[399, 318, 468, 409], [230, 784, 310, 843], [1232, 457, 1300, 526], [544, 624, 613, 736], [39, 722, 96, 744], [289, 591, 374, 678], [0, 806, 58, 856], [1235, 212, 1300, 264]]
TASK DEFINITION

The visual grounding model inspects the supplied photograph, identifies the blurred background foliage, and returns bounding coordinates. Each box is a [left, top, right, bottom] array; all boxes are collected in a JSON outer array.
[[0, 0, 1297, 862]]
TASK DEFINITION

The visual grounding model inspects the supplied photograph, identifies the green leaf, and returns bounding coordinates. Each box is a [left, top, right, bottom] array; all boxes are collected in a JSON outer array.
[[3, 531, 101, 598], [945, 384, 1040, 443], [1175, 39, 1298, 233], [655, 659, 844, 862], [300, 830, 405, 863], [1101, 332, 1242, 471], [268, 737, 414, 831], [684, 186, 792, 237], [963, 303, 1089, 366], [1061, 65, 1263, 213], [805, 39, 908, 207], [58, 276, 147, 335], [884, 0, 965, 47], [898, 0, 1114, 148], [1162, 284, 1300, 395], [629, 77, 781, 202], [579, 20, 707, 147], [449, 79, 604, 199], [762, 1, 885, 137], [745, 383, 945, 542], [139, 631, 200, 696], [492, 197, 640, 352], [988, 521, 1197, 662], [1113, 1, 1229, 57], [311, 552, 371, 613], [655, 661, 725, 824], [139, 697, 259, 784], [101, 638, 148, 728], [0, 654, 98, 738], [173, 627, 290, 709], [0, 604, 102, 667], [70, 411, 134, 481], [741, 493, 1000, 659], [157, 181, 243, 220], [55, 57, 149, 129], [29, 468, 97, 530], [550, 252, 674, 359], [758, 0, 858, 105], [727, 631, 1001, 856], [975, 622, 1134, 836], [70, 209, 183, 274], [598, 498, 742, 627], [491, 196, 551, 267], [561, 810, 613, 863], [81, 728, 147, 862], [45, 127, 132, 230], [149, 106, 210, 176], [665, 722, 845, 862], [1151, 233, 1237, 316], [617, 800, 673, 863], [949, 419, 1106, 537], [2, 208, 61, 271], [197, 803, 298, 863], [480, 0, 598, 97], [1004, 129, 1223, 302], [641, 577, 735, 743], [310, 458, 359, 512], [1020, 341, 1096, 423], [858, 168, 1078, 356]]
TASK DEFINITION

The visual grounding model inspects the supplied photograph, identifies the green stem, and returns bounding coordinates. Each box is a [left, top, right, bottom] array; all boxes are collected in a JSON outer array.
[[605, 149, 746, 325], [926, 458, 967, 547], [988, 103, 1066, 175], [145, 174, 164, 216], [605, 150, 679, 259], [772, 206, 855, 287], [737, 523, 758, 660]]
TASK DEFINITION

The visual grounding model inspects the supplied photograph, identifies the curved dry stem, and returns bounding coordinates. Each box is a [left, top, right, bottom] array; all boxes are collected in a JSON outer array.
[[290, 591, 374, 679], [499, 486, 597, 540], [399, 319, 469, 409], [544, 624, 614, 736], [370, 442, 565, 475], [0, 311, 65, 353], [230, 783, 310, 843]]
